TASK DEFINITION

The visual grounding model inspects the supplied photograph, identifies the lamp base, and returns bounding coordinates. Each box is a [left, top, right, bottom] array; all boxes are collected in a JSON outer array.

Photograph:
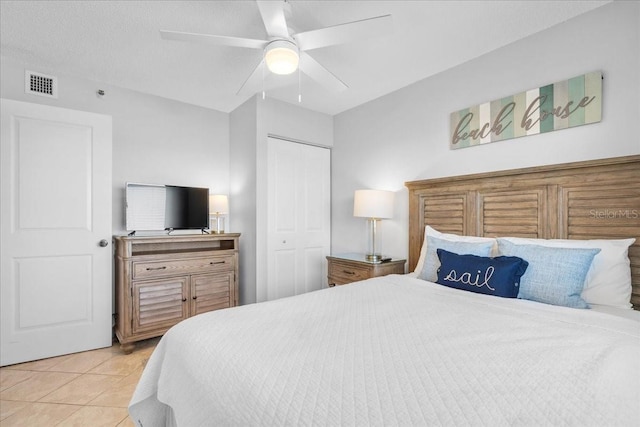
[[210, 216, 225, 234], [365, 253, 382, 263]]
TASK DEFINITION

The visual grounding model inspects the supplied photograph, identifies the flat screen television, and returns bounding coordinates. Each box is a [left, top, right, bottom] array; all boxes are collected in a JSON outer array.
[[125, 183, 209, 233]]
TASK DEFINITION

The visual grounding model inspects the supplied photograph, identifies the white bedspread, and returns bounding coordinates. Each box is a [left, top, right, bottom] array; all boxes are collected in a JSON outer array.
[[129, 274, 640, 426]]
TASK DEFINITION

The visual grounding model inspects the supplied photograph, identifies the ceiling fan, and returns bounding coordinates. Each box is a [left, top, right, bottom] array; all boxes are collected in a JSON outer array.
[[160, 1, 392, 96]]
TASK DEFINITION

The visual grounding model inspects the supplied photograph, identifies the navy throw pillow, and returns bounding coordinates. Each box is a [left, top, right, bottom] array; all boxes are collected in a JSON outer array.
[[436, 248, 529, 298]]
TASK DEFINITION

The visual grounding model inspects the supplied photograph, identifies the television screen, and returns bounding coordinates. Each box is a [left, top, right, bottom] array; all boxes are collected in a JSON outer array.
[[126, 183, 209, 232]]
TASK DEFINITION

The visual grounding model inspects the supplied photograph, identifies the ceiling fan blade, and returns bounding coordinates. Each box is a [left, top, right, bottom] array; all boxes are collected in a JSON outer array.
[[257, 1, 290, 39], [299, 52, 347, 92], [160, 30, 268, 50], [295, 14, 392, 51]]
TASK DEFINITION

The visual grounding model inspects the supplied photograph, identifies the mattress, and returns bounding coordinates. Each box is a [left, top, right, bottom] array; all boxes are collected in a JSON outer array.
[[129, 274, 640, 426]]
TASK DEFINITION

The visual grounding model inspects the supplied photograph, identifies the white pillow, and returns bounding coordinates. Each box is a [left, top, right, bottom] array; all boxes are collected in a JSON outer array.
[[499, 236, 635, 309], [413, 225, 497, 273], [419, 235, 495, 282]]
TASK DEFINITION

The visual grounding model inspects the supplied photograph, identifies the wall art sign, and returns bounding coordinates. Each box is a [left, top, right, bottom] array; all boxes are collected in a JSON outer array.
[[450, 71, 602, 149]]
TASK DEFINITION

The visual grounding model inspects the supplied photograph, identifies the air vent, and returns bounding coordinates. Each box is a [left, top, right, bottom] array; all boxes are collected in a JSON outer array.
[[25, 70, 58, 98]]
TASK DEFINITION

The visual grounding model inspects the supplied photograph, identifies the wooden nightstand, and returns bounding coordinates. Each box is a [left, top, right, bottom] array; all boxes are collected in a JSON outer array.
[[326, 253, 406, 286]]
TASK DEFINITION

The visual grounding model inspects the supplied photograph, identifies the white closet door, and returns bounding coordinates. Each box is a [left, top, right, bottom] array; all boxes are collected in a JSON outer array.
[[266, 137, 330, 301], [1, 99, 112, 366]]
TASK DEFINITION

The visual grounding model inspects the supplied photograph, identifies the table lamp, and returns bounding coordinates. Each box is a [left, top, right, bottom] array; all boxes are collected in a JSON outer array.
[[353, 189, 394, 263], [209, 194, 228, 234]]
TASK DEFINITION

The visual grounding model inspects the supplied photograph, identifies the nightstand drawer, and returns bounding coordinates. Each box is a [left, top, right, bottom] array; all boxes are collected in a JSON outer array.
[[329, 262, 371, 283], [327, 254, 406, 287], [133, 255, 234, 279]]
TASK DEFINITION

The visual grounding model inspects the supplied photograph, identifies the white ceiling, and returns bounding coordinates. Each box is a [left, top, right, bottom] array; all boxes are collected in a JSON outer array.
[[0, 0, 610, 115]]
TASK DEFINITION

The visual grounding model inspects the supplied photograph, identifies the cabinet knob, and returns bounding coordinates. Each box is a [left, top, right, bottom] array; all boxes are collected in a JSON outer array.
[[181, 298, 187, 302], [192, 296, 198, 300]]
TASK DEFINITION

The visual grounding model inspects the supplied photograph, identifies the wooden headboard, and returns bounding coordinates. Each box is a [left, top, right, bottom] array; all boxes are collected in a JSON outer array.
[[405, 155, 640, 309]]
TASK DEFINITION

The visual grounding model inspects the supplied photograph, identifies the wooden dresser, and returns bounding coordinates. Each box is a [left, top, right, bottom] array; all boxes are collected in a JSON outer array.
[[327, 253, 406, 286], [114, 233, 240, 353]]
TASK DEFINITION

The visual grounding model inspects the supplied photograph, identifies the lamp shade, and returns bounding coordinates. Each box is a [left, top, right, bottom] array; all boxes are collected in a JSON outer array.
[[353, 189, 394, 219], [209, 194, 228, 214], [264, 40, 299, 75]]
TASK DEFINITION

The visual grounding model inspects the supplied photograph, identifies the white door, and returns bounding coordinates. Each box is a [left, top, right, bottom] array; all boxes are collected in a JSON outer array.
[[1, 99, 112, 366], [267, 137, 330, 300]]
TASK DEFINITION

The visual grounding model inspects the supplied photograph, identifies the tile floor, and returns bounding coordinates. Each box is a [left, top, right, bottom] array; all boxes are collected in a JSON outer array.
[[0, 337, 160, 427]]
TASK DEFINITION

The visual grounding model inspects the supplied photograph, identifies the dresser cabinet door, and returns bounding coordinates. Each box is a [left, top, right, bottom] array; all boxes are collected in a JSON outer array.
[[132, 277, 189, 334], [190, 272, 233, 316]]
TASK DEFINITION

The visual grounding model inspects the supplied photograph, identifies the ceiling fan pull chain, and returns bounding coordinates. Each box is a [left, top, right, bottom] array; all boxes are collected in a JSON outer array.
[[298, 67, 302, 103], [262, 59, 266, 100]]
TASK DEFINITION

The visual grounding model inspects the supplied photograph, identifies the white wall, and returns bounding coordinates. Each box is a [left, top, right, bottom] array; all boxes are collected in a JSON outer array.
[[230, 95, 333, 304], [230, 97, 258, 304], [0, 56, 229, 235], [4, 1, 636, 306], [332, 1, 640, 266]]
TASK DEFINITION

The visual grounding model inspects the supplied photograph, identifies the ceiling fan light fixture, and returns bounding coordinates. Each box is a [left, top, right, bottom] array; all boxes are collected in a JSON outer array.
[[264, 40, 299, 75]]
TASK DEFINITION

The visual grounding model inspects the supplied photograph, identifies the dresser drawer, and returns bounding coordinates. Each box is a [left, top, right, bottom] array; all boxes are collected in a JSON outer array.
[[329, 261, 371, 283], [133, 255, 235, 279]]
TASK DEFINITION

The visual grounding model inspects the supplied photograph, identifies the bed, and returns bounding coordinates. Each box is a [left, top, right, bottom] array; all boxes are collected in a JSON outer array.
[[129, 155, 640, 426]]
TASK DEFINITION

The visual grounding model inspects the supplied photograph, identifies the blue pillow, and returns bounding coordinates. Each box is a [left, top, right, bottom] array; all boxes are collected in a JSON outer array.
[[436, 249, 529, 298], [419, 235, 494, 282], [497, 239, 600, 309]]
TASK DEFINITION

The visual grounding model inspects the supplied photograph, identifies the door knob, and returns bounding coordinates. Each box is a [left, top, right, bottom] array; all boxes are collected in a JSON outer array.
[[99, 239, 109, 247]]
